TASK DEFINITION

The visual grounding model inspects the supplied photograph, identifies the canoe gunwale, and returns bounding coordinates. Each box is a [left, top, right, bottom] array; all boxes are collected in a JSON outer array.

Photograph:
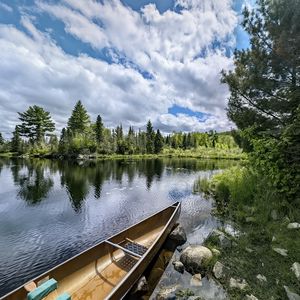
[[1, 202, 181, 300], [106, 201, 181, 299]]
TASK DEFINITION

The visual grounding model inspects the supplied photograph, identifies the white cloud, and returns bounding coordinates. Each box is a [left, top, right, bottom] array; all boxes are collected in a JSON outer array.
[[0, 3, 13, 13], [0, 0, 239, 137]]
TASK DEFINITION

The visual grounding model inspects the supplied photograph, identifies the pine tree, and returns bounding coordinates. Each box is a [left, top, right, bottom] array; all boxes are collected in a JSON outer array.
[[146, 120, 155, 154], [0, 133, 4, 145], [58, 128, 68, 153], [18, 105, 55, 143], [67, 101, 90, 134], [11, 126, 22, 153], [154, 129, 164, 154], [95, 115, 104, 144]]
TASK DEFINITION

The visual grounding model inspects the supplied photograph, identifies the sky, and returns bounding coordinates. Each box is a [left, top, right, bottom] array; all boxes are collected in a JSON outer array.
[[0, 0, 253, 137]]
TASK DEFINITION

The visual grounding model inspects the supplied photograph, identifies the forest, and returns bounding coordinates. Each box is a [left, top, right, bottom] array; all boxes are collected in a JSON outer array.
[[0, 100, 240, 158]]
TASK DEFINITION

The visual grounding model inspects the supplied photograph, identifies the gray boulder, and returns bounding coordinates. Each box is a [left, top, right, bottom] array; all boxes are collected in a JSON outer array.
[[180, 245, 213, 274], [284, 286, 300, 300], [246, 295, 258, 300], [291, 262, 300, 280], [130, 276, 149, 295], [156, 285, 179, 300], [287, 223, 300, 229], [190, 274, 202, 287], [273, 247, 288, 256], [213, 261, 225, 279], [229, 278, 248, 290], [172, 261, 184, 273], [169, 224, 187, 246]]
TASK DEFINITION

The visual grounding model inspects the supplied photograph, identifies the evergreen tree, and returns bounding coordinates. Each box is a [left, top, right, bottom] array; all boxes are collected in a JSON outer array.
[[154, 129, 164, 154], [127, 126, 135, 154], [11, 126, 22, 153], [0, 133, 4, 145], [95, 115, 104, 144], [67, 101, 90, 134], [58, 128, 68, 153], [222, 0, 300, 136], [116, 125, 125, 154], [18, 105, 55, 143], [146, 120, 155, 154]]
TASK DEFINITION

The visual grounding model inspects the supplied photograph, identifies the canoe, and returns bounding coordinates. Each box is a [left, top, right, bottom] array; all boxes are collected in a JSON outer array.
[[1, 202, 181, 300]]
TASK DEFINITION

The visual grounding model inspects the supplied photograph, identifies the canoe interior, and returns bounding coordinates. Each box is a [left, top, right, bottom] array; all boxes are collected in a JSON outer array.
[[3, 202, 180, 300]]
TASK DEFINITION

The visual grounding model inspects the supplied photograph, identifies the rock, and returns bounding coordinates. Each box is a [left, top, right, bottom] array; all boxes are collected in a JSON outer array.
[[287, 223, 300, 229], [245, 294, 258, 300], [246, 247, 254, 253], [211, 248, 221, 256], [130, 276, 149, 295], [273, 247, 288, 256], [190, 274, 202, 287], [169, 224, 187, 246], [213, 261, 225, 279], [284, 286, 300, 300], [291, 262, 300, 280], [271, 209, 278, 220], [229, 278, 248, 290], [209, 229, 231, 248], [156, 285, 179, 300], [172, 261, 184, 274], [256, 274, 267, 282], [180, 246, 213, 274], [245, 216, 255, 223]]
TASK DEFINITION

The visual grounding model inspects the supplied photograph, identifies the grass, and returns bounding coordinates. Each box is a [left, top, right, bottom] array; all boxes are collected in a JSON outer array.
[[1, 147, 247, 160], [197, 166, 300, 299]]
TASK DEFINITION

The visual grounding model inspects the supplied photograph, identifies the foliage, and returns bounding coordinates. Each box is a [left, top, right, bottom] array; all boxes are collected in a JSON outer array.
[[9, 101, 242, 157], [94, 115, 104, 144], [199, 166, 300, 299], [67, 100, 90, 134], [146, 120, 155, 154], [18, 105, 55, 143], [222, 0, 300, 202], [222, 0, 300, 136], [11, 126, 22, 153], [154, 129, 164, 154]]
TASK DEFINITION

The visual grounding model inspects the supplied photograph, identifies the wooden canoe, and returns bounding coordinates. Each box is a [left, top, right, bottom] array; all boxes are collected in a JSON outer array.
[[1, 202, 181, 300]]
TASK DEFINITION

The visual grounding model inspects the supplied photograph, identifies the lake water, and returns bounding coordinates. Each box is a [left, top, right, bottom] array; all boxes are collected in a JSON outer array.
[[0, 158, 237, 298]]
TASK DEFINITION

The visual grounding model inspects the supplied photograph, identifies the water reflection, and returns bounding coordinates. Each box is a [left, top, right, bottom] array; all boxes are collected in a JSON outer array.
[[6, 158, 238, 212], [11, 160, 53, 204]]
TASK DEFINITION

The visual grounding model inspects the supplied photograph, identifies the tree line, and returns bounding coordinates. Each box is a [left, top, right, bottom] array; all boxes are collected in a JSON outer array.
[[0, 101, 237, 156]]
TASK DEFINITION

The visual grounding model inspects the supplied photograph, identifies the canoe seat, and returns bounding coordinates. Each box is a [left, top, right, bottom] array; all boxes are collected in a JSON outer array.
[[123, 239, 148, 256], [56, 292, 71, 300], [27, 278, 57, 300]]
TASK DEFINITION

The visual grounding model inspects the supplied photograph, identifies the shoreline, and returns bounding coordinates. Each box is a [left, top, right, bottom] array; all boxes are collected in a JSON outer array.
[[0, 151, 246, 161]]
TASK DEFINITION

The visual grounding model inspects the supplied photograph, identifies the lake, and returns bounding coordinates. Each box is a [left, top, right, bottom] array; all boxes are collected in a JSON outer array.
[[0, 158, 237, 297]]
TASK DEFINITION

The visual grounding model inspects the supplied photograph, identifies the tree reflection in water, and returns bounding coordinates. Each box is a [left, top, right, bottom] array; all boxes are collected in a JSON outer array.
[[8, 158, 239, 212], [11, 159, 53, 204]]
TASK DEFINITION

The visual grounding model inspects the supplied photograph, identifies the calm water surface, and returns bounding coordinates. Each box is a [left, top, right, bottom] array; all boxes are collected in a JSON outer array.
[[0, 158, 237, 297]]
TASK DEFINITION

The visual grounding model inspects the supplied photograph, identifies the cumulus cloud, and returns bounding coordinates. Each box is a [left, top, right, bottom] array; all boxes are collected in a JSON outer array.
[[0, 0, 239, 137]]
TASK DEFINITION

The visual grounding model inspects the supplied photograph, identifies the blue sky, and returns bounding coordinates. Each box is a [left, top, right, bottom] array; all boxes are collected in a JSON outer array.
[[0, 0, 253, 136]]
